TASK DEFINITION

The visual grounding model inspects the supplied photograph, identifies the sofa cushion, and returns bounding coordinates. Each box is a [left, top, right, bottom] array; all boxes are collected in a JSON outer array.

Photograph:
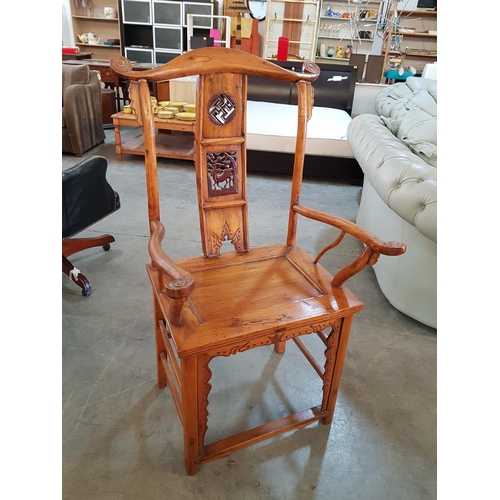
[[379, 116, 402, 135], [405, 88, 437, 117], [396, 105, 437, 167], [402, 137, 437, 167]]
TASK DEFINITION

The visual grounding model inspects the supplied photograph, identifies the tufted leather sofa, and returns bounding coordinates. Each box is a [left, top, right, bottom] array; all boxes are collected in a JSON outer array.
[[347, 77, 437, 328]]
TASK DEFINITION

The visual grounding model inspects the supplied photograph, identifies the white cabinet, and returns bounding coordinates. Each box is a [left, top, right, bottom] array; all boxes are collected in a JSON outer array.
[[121, 0, 214, 64], [316, 0, 383, 64]]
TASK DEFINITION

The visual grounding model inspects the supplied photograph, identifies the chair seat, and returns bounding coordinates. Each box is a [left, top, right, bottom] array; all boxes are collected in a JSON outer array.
[[147, 244, 364, 357]]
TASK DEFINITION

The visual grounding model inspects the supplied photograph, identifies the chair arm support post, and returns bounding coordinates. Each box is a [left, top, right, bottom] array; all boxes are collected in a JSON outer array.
[[293, 204, 406, 256], [292, 204, 406, 287], [331, 246, 377, 287], [148, 220, 195, 302]]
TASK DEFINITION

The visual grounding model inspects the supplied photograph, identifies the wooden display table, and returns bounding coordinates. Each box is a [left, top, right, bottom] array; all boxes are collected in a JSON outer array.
[[111, 111, 195, 162]]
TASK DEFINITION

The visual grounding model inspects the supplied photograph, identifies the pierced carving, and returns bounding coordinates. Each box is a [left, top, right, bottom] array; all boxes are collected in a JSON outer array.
[[321, 321, 341, 409], [199, 355, 213, 447], [208, 93, 236, 125], [211, 221, 243, 254], [207, 151, 238, 197]]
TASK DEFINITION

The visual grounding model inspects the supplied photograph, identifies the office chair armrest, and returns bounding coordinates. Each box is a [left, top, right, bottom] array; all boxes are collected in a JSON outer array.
[[293, 204, 406, 287]]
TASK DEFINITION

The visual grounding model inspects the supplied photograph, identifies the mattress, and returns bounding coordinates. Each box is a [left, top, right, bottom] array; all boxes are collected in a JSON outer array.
[[246, 100, 354, 159]]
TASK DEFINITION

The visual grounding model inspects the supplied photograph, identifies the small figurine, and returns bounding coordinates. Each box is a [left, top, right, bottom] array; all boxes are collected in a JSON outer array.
[[326, 5, 334, 17]]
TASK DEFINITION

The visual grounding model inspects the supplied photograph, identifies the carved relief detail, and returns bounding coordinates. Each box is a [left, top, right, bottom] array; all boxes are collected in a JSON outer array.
[[206, 321, 335, 358], [198, 354, 213, 447], [321, 321, 341, 408], [207, 151, 238, 197], [208, 92, 236, 125], [211, 221, 243, 254]]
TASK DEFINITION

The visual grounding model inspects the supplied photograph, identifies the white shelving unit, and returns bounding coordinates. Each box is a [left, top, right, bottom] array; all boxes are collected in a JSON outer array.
[[263, 0, 320, 61], [315, 0, 383, 65]]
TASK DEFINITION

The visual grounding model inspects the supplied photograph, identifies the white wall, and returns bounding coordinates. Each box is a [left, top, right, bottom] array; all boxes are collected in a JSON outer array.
[[62, 0, 74, 46]]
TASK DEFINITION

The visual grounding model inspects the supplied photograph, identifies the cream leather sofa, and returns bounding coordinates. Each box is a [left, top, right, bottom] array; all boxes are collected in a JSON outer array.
[[347, 77, 437, 329]]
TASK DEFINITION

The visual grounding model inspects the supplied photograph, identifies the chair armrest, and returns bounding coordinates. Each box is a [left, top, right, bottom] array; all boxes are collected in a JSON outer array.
[[149, 219, 195, 326], [293, 204, 406, 287]]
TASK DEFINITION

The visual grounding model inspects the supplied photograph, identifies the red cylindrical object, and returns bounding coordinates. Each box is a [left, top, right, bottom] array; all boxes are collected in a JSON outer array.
[[277, 37, 289, 60]]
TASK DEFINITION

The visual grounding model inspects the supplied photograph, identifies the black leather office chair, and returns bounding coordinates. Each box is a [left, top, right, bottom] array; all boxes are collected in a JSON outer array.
[[62, 155, 121, 296]]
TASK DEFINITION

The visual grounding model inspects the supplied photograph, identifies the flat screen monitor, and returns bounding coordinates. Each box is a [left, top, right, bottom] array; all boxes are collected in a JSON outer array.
[[417, 0, 437, 9]]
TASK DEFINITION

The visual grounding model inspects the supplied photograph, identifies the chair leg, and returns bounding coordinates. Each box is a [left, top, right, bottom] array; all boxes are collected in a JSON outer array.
[[62, 235, 115, 296], [182, 355, 201, 476], [321, 316, 354, 425], [63, 235, 115, 257], [274, 341, 286, 354], [62, 255, 92, 296]]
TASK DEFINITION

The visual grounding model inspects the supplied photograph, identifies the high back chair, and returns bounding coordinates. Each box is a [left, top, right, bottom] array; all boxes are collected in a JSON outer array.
[[110, 48, 406, 476]]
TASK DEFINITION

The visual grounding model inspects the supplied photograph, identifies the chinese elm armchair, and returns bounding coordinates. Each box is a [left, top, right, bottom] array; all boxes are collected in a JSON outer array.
[[110, 48, 406, 476]]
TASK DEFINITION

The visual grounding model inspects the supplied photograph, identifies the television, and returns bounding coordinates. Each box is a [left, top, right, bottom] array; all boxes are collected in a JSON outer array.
[[417, 0, 437, 9]]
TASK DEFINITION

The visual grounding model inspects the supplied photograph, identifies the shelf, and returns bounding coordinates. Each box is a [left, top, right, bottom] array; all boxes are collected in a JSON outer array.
[[316, 56, 349, 61], [72, 16, 119, 21], [397, 9, 437, 17], [395, 32, 436, 38], [268, 39, 314, 45], [270, 17, 316, 23], [318, 35, 373, 41], [388, 51, 437, 58], [70, 0, 121, 58], [320, 16, 377, 21], [76, 43, 121, 49]]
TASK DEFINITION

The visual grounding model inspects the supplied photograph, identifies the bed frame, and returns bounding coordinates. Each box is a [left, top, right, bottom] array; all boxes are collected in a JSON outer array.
[[247, 61, 362, 184]]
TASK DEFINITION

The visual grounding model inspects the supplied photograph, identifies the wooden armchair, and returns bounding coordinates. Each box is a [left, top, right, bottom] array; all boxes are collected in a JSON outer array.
[[110, 48, 406, 476]]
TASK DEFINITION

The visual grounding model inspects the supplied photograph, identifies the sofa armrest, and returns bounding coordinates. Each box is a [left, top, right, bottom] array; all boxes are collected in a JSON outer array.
[[347, 114, 437, 243]]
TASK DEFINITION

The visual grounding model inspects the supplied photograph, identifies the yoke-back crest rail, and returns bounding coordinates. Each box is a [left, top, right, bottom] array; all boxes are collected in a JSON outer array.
[[111, 47, 320, 84]]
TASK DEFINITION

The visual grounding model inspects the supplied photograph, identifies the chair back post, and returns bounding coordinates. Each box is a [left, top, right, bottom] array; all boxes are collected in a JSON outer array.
[[286, 79, 314, 247], [128, 78, 161, 225]]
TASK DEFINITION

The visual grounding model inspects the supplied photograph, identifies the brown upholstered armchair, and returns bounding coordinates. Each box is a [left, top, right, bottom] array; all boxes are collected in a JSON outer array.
[[62, 63, 105, 157]]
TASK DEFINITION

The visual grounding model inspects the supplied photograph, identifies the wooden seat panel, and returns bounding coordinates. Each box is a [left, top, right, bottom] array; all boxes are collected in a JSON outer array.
[[147, 244, 364, 357]]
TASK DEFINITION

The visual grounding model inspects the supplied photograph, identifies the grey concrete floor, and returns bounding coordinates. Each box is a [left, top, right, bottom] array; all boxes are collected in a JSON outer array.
[[62, 129, 437, 499]]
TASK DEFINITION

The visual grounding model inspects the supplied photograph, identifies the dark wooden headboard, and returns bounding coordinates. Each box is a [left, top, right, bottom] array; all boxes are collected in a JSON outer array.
[[247, 61, 358, 116]]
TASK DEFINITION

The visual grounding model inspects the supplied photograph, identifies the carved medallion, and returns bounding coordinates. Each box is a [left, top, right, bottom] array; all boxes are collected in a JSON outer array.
[[207, 151, 238, 197], [208, 92, 236, 125]]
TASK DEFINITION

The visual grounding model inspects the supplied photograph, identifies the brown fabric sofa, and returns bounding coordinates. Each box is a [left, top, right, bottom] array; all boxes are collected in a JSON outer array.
[[62, 64, 105, 157]]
